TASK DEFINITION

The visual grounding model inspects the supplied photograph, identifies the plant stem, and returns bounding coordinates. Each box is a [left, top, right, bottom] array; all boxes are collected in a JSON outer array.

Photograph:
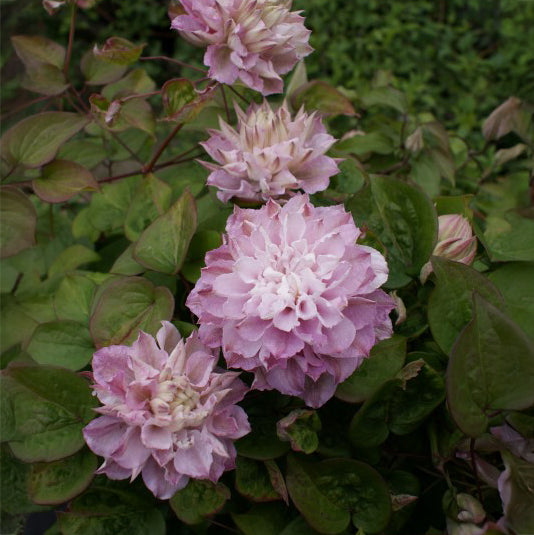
[[226, 84, 251, 105], [219, 84, 231, 122], [64, 3, 78, 78], [143, 123, 184, 174]]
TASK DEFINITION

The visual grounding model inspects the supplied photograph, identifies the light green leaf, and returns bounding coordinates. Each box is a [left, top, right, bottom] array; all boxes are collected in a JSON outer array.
[[28, 448, 97, 505], [89, 276, 174, 347], [134, 190, 197, 275], [0, 112, 89, 168], [335, 132, 393, 156], [48, 245, 100, 278], [102, 68, 155, 100], [0, 365, 96, 462], [80, 49, 127, 85], [27, 321, 94, 370], [54, 274, 98, 323]]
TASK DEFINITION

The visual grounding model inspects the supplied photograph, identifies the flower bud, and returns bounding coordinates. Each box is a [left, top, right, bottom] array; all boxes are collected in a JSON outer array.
[[420, 214, 477, 283]]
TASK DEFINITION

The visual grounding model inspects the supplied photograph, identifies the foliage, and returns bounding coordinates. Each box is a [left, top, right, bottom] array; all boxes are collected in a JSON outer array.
[[1, 1, 534, 535]]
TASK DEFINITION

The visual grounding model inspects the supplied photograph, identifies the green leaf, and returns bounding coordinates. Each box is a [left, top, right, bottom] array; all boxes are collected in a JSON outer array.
[[348, 176, 437, 287], [48, 245, 100, 278], [236, 457, 280, 502], [27, 321, 94, 370], [11, 35, 65, 69], [335, 132, 393, 156], [291, 81, 356, 116], [329, 158, 367, 195], [58, 140, 106, 170], [336, 336, 407, 403], [28, 448, 97, 505], [232, 503, 293, 535], [428, 257, 504, 355], [59, 485, 165, 535], [237, 414, 290, 461], [286, 455, 391, 534], [124, 174, 172, 242], [276, 409, 321, 454], [499, 451, 534, 533], [170, 480, 230, 524], [161, 78, 196, 118], [21, 63, 68, 96], [0, 112, 89, 168], [81, 49, 127, 85], [55, 274, 98, 323], [481, 212, 534, 262], [89, 276, 174, 347], [0, 365, 96, 462], [435, 195, 474, 220], [361, 86, 408, 114], [33, 160, 98, 203], [120, 100, 156, 137], [102, 68, 155, 100], [0, 187, 37, 259], [110, 244, 144, 276], [410, 151, 441, 199], [279, 516, 323, 535], [94, 37, 145, 65], [0, 446, 48, 515], [134, 190, 198, 275], [488, 262, 534, 338], [447, 294, 534, 437]]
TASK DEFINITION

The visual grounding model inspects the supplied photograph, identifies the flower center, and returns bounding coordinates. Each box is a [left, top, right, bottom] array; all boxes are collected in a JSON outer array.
[[149, 377, 207, 432]]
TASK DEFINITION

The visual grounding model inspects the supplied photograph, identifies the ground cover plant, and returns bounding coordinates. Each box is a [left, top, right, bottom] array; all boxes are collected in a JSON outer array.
[[1, 1, 533, 534]]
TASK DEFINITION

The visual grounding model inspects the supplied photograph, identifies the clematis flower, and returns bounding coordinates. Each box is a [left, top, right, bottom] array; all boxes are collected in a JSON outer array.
[[200, 100, 340, 203], [170, 0, 313, 95], [420, 213, 477, 283], [83, 322, 250, 500], [187, 194, 394, 408]]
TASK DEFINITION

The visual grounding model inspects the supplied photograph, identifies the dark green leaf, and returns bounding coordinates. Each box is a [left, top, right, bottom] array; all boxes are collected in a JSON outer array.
[[447, 294, 534, 436], [89, 276, 174, 347], [488, 262, 534, 338], [181, 230, 222, 283], [232, 503, 293, 535], [348, 176, 437, 287], [335, 132, 393, 156], [27, 321, 94, 370], [0, 112, 89, 168], [170, 479, 230, 525], [286, 455, 391, 534], [235, 457, 280, 502], [237, 414, 290, 461], [428, 257, 504, 354], [336, 336, 407, 403], [11, 35, 65, 69], [0, 187, 37, 259], [28, 448, 97, 505], [134, 190, 198, 274]]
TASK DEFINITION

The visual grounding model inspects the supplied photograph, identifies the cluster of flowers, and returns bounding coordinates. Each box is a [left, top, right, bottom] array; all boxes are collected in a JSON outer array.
[[83, 0, 477, 500]]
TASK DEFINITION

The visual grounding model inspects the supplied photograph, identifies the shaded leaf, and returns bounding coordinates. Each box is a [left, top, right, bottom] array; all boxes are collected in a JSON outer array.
[[447, 295, 534, 437], [0, 187, 37, 259], [33, 159, 99, 203], [81, 49, 127, 85], [232, 503, 293, 535], [170, 480, 230, 525], [277, 409, 321, 454], [236, 457, 280, 502], [428, 257, 504, 354], [291, 80, 356, 116], [11, 35, 65, 69], [336, 336, 407, 403]]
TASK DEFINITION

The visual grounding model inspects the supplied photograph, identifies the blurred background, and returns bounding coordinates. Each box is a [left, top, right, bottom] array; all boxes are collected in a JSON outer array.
[[2, 0, 533, 142]]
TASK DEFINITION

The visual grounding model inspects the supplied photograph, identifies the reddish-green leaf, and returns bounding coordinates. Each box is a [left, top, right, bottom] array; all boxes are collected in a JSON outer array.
[[93, 37, 145, 65]]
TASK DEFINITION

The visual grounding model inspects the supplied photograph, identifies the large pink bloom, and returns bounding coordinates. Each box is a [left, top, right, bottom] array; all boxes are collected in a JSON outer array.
[[171, 0, 313, 95], [187, 195, 394, 408], [83, 322, 250, 500], [200, 100, 340, 203]]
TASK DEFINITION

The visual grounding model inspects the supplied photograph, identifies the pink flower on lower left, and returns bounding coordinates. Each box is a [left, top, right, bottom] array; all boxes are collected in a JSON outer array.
[[83, 322, 250, 500]]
